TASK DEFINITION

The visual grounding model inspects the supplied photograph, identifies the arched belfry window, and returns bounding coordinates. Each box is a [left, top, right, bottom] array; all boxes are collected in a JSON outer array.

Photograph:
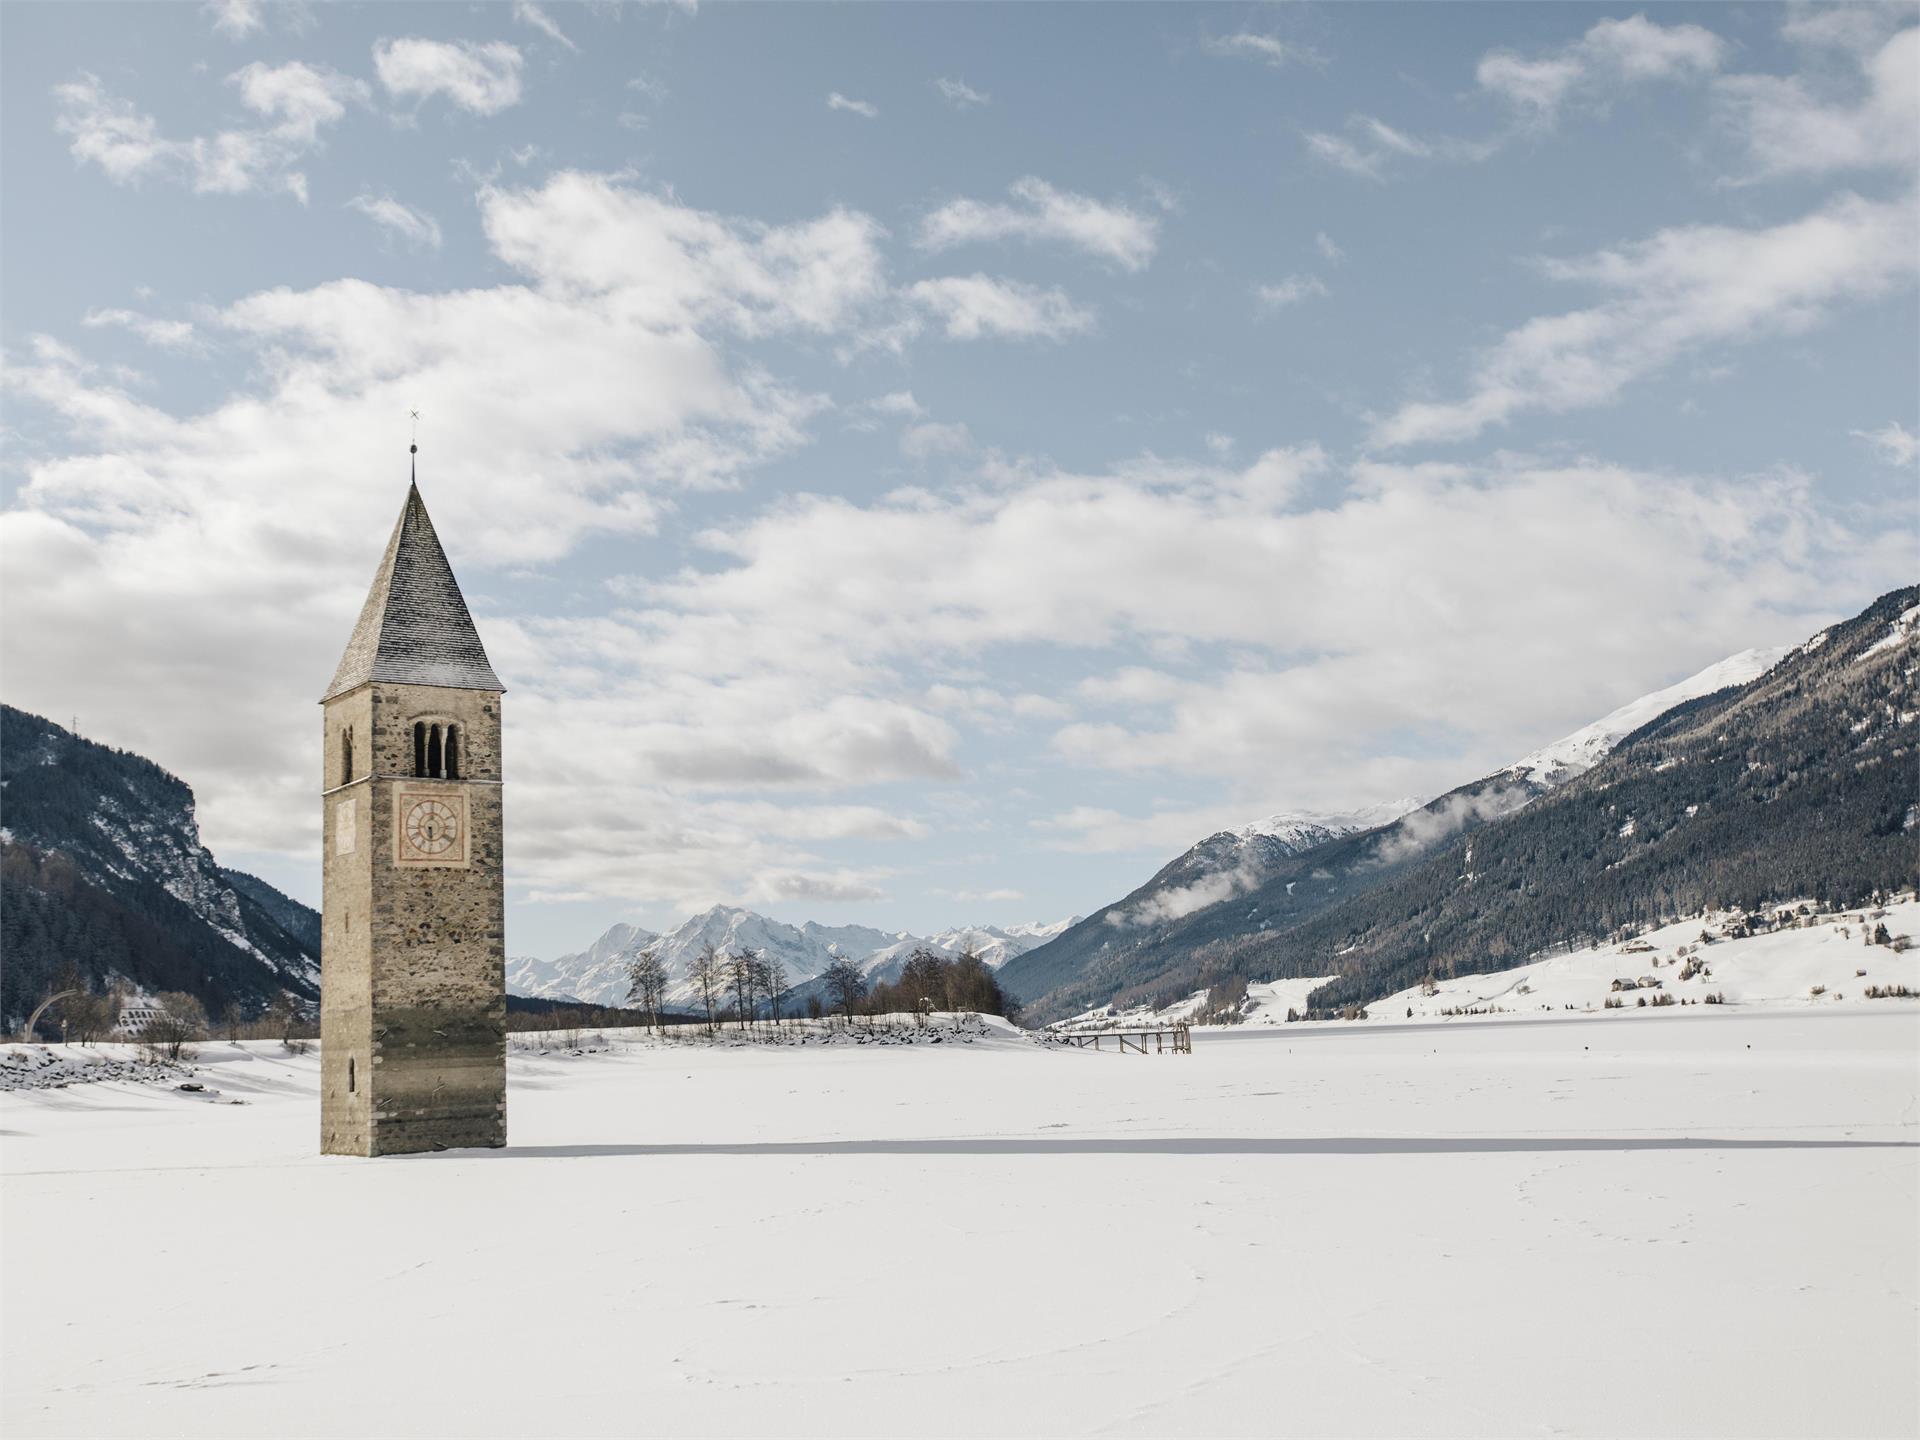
[[341, 727, 354, 786], [411, 720, 461, 779]]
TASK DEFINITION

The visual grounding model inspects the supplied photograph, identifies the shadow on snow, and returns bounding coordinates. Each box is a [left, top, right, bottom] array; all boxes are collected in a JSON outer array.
[[461, 1136, 1918, 1160]]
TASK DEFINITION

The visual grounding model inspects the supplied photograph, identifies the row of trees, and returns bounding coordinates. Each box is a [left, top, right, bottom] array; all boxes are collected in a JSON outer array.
[[627, 945, 1023, 1032], [823, 948, 1020, 1022], [627, 942, 793, 1035]]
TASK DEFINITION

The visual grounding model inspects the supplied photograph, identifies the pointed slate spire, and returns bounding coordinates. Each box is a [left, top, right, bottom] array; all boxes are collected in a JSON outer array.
[[323, 475, 504, 701]]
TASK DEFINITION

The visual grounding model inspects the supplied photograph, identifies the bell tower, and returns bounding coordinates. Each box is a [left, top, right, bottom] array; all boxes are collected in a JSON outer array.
[[320, 460, 507, 1155]]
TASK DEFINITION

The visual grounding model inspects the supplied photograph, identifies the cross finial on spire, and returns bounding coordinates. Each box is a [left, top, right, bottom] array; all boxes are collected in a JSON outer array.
[[409, 408, 421, 481]]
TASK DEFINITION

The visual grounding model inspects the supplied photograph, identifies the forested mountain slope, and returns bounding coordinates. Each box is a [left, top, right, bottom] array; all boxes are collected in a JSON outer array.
[[1004, 592, 1911, 1023], [0, 707, 319, 1028], [1275, 585, 1917, 1011]]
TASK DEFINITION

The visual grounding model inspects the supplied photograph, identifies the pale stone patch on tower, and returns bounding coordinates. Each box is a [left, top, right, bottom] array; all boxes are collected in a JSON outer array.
[[320, 477, 508, 1156]]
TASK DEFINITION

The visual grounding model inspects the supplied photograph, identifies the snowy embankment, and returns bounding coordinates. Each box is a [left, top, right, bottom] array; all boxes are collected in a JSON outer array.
[[4, 1010, 1916, 1438], [1072, 896, 1918, 1033], [0, 1015, 1028, 1095], [1367, 896, 1919, 1023]]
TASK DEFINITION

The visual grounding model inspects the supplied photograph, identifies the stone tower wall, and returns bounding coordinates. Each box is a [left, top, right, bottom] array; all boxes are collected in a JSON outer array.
[[320, 686, 374, 1155], [321, 681, 506, 1156]]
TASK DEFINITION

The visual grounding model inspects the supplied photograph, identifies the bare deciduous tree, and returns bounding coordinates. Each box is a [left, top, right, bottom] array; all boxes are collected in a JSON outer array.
[[141, 992, 208, 1063], [687, 942, 725, 1035], [624, 942, 670, 1035], [728, 949, 758, 1031], [758, 954, 789, 1027], [65, 989, 121, 1046], [821, 957, 867, 1021]]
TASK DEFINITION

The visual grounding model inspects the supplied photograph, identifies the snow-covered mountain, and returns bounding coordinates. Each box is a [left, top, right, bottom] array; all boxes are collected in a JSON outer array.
[[999, 634, 1826, 1024], [1505, 647, 1788, 787], [506, 922, 658, 1007], [1230, 798, 1428, 853], [507, 907, 1078, 1009]]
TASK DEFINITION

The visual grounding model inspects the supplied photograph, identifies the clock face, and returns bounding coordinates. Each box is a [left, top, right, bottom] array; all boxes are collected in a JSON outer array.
[[396, 790, 468, 865], [405, 799, 459, 855]]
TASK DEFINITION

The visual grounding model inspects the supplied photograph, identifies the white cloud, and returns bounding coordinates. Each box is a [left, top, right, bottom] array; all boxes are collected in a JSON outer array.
[[55, 63, 365, 200], [347, 193, 444, 250], [234, 58, 360, 141], [934, 77, 989, 108], [513, 1, 577, 51], [81, 308, 199, 350], [904, 275, 1095, 341], [1203, 33, 1318, 68], [1309, 16, 1724, 183], [1478, 14, 1726, 124], [1107, 859, 1262, 928], [1255, 274, 1328, 309], [204, 0, 263, 39], [1303, 115, 1490, 180], [900, 421, 973, 459], [1714, 24, 1918, 180], [917, 176, 1159, 271], [481, 171, 890, 337], [1374, 190, 1918, 448], [934, 887, 1025, 904], [1077, 667, 1186, 707], [637, 451, 1907, 828], [752, 870, 891, 904], [844, 390, 927, 432], [1367, 787, 1532, 867], [1315, 231, 1344, 263], [827, 91, 879, 119], [1304, 129, 1389, 181], [374, 38, 524, 114], [1852, 421, 1919, 466], [1037, 802, 1253, 856], [1781, 4, 1911, 55]]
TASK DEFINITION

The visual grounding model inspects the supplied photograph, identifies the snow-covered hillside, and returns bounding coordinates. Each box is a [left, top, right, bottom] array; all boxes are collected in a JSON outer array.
[[1052, 896, 1918, 1032], [1371, 896, 1919, 1023], [1506, 646, 1788, 787], [508, 907, 1077, 1008]]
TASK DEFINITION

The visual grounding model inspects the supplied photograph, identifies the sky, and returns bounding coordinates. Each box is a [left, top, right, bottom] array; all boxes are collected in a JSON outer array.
[[2, 0, 1915, 958]]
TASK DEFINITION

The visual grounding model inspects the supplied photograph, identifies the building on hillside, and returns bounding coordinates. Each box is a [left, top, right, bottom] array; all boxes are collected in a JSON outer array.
[[110, 999, 166, 1038]]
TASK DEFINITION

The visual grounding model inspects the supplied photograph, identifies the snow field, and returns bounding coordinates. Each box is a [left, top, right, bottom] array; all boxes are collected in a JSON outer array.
[[4, 1008, 1916, 1437]]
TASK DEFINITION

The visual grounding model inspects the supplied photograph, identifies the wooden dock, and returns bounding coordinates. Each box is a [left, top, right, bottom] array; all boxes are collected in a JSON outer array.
[[1056, 1024, 1191, 1055]]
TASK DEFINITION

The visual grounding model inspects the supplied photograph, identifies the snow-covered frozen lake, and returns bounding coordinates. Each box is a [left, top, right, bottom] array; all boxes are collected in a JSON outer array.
[[4, 1010, 1916, 1438]]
